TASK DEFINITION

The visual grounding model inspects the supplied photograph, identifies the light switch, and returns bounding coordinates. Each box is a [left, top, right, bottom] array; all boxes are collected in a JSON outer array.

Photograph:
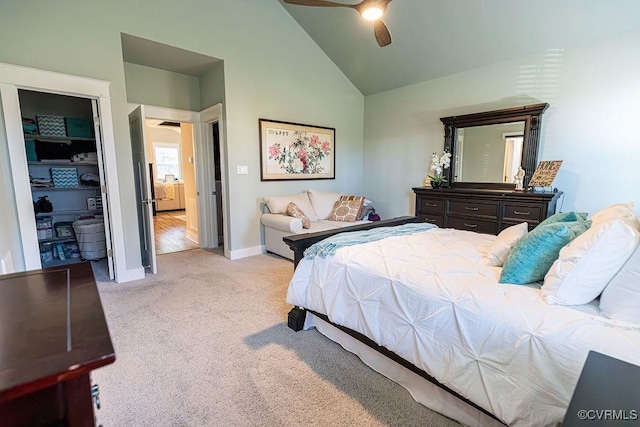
[[237, 165, 249, 175]]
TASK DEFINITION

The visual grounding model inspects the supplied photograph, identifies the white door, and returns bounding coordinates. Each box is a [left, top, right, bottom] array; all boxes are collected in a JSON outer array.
[[129, 105, 157, 274], [91, 100, 115, 279]]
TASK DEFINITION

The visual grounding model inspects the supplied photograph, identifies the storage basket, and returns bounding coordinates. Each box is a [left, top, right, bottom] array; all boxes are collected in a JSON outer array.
[[36, 114, 66, 137], [51, 167, 79, 188], [65, 117, 94, 138], [72, 219, 106, 260]]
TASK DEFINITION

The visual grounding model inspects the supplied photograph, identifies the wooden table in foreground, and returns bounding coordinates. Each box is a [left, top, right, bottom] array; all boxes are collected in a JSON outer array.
[[0, 261, 115, 427]]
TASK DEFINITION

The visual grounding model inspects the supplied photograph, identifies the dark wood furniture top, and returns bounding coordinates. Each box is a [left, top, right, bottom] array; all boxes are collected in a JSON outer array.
[[441, 103, 549, 189], [0, 261, 115, 426], [413, 187, 562, 235], [283, 216, 418, 268], [563, 351, 640, 426]]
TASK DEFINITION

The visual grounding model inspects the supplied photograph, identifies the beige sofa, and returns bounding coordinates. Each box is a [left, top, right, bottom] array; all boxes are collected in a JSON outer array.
[[261, 189, 371, 260]]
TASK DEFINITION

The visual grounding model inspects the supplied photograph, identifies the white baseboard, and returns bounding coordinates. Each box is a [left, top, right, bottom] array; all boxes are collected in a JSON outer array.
[[186, 230, 198, 244], [115, 266, 146, 283], [228, 245, 265, 260]]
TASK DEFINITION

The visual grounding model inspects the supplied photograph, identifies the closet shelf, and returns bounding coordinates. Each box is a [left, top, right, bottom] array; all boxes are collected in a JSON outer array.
[[28, 160, 98, 166], [24, 134, 95, 143], [31, 185, 100, 192], [36, 209, 102, 217]]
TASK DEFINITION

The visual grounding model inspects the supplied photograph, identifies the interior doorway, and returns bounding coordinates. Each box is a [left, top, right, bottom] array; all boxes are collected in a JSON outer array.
[[146, 119, 199, 255], [129, 104, 227, 274]]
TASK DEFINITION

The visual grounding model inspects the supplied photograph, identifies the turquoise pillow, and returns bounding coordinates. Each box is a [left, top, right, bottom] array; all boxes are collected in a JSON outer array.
[[537, 211, 588, 228], [499, 220, 591, 284]]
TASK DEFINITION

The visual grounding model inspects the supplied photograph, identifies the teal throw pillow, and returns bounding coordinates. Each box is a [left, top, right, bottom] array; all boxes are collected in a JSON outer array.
[[499, 220, 591, 284], [537, 211, 588, 228]]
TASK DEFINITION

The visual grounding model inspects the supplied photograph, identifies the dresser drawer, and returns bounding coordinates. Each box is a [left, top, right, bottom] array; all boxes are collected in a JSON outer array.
[[448, 200, 498, 217], [503, 204, 543, 222], [448, 217, 498, 234], [418, 198, 444, 214], [419, 213, 444, 227]]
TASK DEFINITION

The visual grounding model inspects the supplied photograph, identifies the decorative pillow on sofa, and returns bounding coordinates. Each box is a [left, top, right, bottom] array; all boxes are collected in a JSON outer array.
[[600, 242, 640, 323], [286, 202, 311, 229], [537, 211, 588, 228], [328, 196, 365, 222], [264, 192, 318, 222], [484, 222, 528, 267], [542, 219, 640, 305], [499, 220, 591, 285], [308, 189, 343, 220]]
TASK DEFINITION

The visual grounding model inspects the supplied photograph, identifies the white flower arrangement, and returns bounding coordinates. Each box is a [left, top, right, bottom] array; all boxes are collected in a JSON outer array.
[[428, 151, 452, 183]]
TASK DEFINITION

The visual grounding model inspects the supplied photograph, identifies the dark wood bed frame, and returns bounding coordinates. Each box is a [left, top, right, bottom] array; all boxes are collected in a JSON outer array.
[[283, 216, 504, 425]]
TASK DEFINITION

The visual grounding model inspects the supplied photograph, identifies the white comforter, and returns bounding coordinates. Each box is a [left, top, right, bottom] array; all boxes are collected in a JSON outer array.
[[286, 227, 640, 426]]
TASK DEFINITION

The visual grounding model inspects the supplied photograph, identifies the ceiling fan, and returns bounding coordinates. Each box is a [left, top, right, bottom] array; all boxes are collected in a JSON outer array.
[[283, 0, 394, 47]]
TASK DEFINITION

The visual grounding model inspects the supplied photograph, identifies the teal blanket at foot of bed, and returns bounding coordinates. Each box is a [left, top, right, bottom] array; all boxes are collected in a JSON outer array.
[[304, 223, 437, 259]]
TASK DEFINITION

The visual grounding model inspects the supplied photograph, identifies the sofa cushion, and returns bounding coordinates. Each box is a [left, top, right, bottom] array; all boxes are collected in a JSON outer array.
[[264, 192, 318, 222], [328, 195, 365, 222], [308, 189, 343, 220], [286, 202, 311, 229]]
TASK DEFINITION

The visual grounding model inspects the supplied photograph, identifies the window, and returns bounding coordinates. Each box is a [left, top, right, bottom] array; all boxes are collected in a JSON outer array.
[[153, 142, 181, 181]]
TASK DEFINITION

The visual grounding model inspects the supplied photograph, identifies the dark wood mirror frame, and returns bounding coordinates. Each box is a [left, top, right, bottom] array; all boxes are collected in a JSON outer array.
[[441, 103, 549, 189]]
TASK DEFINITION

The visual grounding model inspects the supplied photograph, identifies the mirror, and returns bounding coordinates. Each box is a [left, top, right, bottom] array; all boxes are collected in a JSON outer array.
[[441, 103, 549, 189]]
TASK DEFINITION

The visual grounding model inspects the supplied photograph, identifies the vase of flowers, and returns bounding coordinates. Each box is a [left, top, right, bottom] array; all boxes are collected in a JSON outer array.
[[428, 151, 451, 188]]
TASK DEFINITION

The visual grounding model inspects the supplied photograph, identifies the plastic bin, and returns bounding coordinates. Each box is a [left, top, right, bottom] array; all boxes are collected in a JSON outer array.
[[72, 219, 106, 260]]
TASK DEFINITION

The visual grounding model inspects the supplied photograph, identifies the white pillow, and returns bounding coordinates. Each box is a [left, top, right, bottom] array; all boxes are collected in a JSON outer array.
[[308, 189, 343, 220], [541, 219, 640, 305], [484, 222, 528, 267], [589, 202, 636, 228], [264, 192, 318, 222], [600, 242, 640, 323]]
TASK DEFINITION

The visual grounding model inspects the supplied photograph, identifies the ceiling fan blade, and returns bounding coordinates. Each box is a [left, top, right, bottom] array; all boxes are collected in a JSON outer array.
[[373, 19, 392, 47], [283, 0, 357, 9]]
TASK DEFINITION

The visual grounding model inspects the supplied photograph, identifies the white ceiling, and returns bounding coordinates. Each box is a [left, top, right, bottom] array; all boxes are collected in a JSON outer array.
[[279, 0, 640, 95]]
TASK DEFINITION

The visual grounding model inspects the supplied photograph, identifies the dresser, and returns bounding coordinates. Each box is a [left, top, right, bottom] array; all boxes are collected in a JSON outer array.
[[0, 262, 114, 427], [413, 187, 562, 235]]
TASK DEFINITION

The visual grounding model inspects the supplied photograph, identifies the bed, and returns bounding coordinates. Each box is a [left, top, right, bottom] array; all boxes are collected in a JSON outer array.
[[284, 216, 640, 426]]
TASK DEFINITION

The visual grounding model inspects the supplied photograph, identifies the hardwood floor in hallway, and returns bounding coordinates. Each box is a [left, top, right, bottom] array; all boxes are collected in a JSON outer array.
[[154, 210, 199, 255]]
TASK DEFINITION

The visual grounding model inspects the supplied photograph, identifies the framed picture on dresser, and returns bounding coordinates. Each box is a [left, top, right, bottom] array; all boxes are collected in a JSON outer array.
[[259, 118, 335, 181]]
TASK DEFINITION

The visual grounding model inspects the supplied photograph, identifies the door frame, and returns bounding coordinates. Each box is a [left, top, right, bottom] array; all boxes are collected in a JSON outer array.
[[134, 104, 229, 258], [0, 62, 130, 281]]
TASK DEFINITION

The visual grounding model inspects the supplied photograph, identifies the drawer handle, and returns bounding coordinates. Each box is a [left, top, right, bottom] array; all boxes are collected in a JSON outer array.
[[465, 207, 479, 211], [514, 210, 531, 215], [426, 203, 438, 207], [464, 223, 478, 228], [425, 218, 437, 222]]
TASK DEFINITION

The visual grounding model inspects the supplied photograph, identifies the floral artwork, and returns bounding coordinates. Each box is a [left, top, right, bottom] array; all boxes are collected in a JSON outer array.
[[260, 119, 335, 181]]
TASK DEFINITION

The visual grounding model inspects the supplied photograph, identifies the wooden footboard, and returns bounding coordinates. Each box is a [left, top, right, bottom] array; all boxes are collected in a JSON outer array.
[[283, 215, 418, 268]]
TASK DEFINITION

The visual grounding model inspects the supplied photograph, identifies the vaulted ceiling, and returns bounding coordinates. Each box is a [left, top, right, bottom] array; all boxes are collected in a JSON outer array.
[[279, 0, 640, 95]]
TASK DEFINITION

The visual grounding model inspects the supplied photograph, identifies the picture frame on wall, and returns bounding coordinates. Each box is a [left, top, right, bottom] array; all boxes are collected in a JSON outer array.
[[259, 118, 335, 181]]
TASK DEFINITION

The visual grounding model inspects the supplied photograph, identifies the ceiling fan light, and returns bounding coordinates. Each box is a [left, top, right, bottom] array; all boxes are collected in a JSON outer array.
[[361, 6, 383, 21]]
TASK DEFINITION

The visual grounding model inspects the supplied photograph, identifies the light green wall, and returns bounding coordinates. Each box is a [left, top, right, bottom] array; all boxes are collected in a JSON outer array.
[[0, 0, 364, 269], [364, 29, 640, 218], [124, 62, 201, 111], [200, 61, 226, 109]]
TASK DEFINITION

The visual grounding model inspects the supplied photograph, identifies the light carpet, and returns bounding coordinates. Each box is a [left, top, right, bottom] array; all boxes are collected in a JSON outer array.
[[92, 249, 459, 426]]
